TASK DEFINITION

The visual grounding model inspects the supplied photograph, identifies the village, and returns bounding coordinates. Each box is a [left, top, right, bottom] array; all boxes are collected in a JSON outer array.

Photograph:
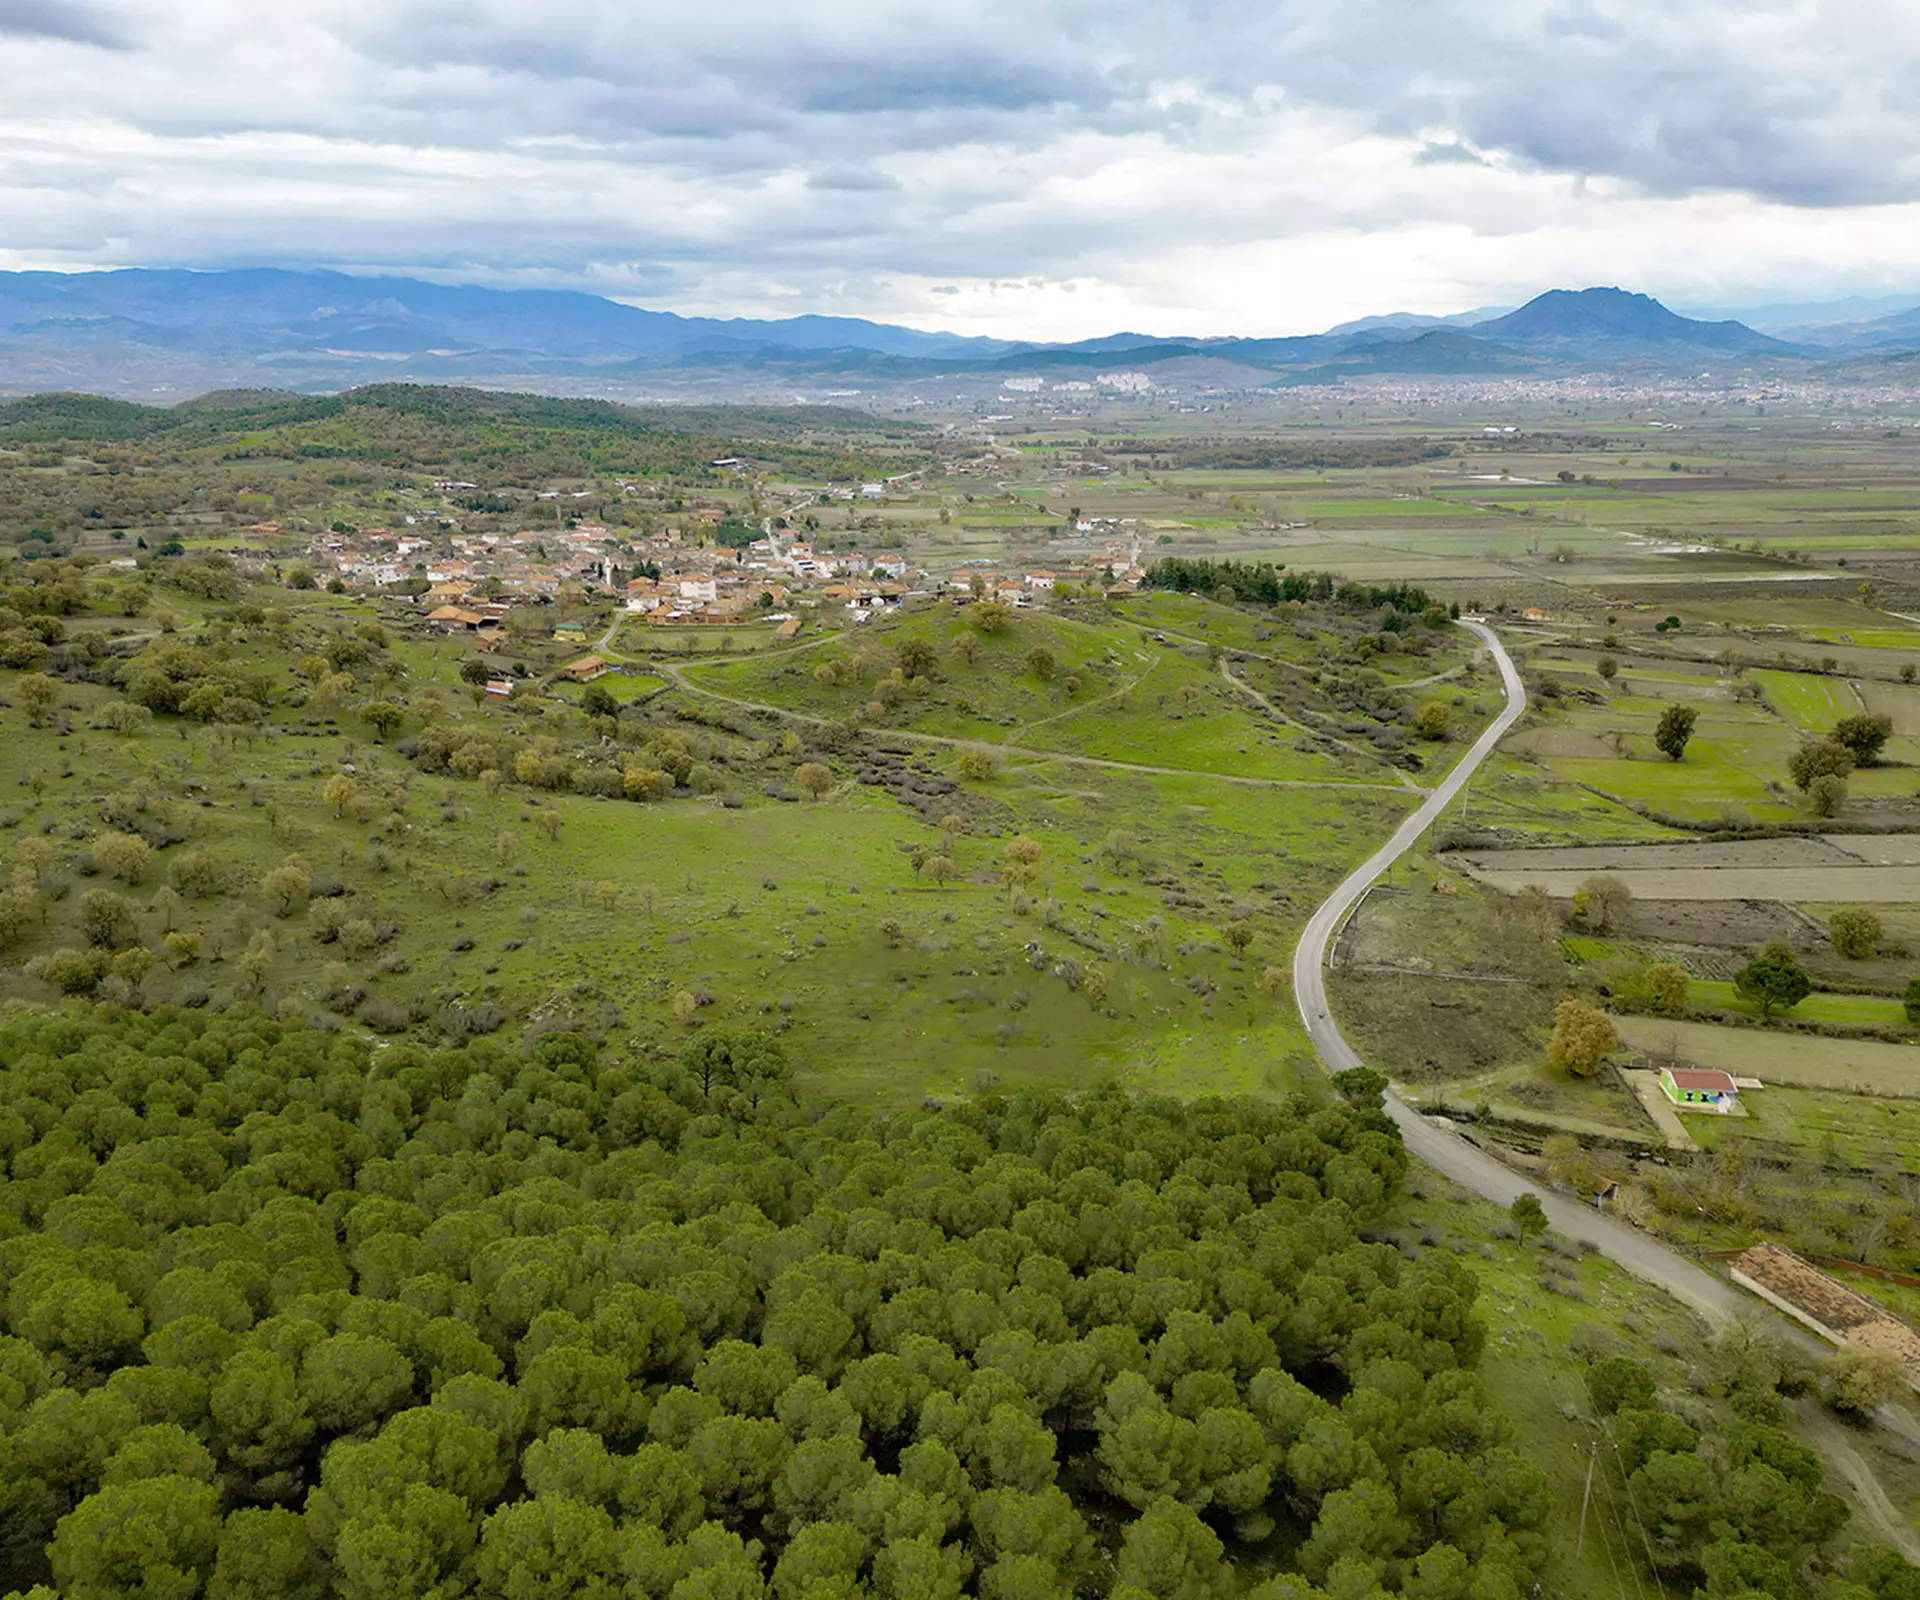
[[278, 488, 1150, 672]]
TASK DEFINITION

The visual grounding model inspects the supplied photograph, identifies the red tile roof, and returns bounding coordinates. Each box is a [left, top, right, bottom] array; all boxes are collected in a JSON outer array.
[[1667, 1068, 1737, 1093]]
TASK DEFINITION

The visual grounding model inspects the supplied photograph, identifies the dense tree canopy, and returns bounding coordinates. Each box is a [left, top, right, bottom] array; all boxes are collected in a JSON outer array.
[[0, 1004, 1558, 1600]]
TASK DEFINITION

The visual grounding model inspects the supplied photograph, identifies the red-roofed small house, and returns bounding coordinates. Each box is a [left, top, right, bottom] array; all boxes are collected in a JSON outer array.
[[1659, 1066, 1739, 1112]]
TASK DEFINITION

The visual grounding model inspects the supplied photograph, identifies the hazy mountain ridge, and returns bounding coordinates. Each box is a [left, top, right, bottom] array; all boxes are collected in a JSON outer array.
[[0, 270, 1903, 397]]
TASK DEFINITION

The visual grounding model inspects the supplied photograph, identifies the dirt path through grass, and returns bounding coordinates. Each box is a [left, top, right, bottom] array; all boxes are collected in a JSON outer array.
[[665, 659, 1417, 792]]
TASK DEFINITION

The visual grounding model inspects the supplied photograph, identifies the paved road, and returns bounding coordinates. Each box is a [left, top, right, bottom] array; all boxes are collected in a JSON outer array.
[[1290, 620, 1761, 1329]]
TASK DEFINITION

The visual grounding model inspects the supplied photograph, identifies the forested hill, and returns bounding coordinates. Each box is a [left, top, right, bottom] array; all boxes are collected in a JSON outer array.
[[0, 386, 930, 483]]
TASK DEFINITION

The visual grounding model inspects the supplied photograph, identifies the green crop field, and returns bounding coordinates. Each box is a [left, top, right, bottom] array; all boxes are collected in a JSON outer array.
[[1689, 979, 1908, 1030], [1750, 668, 1862, 729]]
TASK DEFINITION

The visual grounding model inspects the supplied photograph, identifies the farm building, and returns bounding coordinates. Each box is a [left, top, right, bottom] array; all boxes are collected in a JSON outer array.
[[1730, 1242, 1920, 1389], [1659, 1066, 1739, 1112], [483, 678, 514, 699], [561, 655, 609, 683]]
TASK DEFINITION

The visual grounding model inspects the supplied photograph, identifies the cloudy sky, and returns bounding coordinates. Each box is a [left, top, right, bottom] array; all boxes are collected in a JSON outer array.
[[4, 0, 1919, 339]]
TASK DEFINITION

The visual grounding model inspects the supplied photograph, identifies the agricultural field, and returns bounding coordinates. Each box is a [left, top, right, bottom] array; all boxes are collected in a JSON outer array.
[[1752, 667, 1865, 729], [1613, 1017, 1920, 1098]]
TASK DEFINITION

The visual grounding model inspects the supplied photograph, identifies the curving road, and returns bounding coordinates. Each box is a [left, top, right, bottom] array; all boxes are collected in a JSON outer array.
[[1291, 620, 1760, 1329]]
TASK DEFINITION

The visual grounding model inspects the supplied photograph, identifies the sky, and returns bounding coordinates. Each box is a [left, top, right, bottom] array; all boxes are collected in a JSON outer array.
[[3, 0, 1920, 340]]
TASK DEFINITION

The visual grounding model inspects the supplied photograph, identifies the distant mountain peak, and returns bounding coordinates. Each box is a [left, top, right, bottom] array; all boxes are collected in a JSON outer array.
[[1472, 287, 1800, 357]]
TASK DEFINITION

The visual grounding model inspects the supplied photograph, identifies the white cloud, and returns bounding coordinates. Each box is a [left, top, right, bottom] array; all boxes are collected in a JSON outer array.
[[0, 0, 1917, 338]]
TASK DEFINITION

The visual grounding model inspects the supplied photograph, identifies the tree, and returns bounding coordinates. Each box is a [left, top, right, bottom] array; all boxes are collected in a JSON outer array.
[[92, 831, 153, 885], [1833, 712, 1892, 766], [1509, 1193, 1546, 1246], [263, 858, 312, 916], [1808, 773, 1849, 817], [1543, 1133, 1612, 1198], [460, 658, 490, 686], [1825, 1347, 1904, 1417], [1644, 962, 1691, 1014], [1828, 907, 1882, 960], [1906, 976, 1920, 1026], [896, 639, 938, 679], [208, 1507, 325, 1600], [1025, 646, 1056, 680], [50, 1475, 222, 1600], [16, 672, 60, 725], [163, 930, 201, 968], [1596, 655, 1619, 683], [1788, 738, 1854, 790], [1223, 922, 1255, 960], [79, 887, 135, 947], [1587, 1356, 1657, 1415], [324, 774, 360, 817], [970, 601, 1011, 634], [919, 855, 956, 891], [1114, 1498, 1234, 1600], [1654, 704, 1697, 760], [1412, 700, 1452, 740], [795, 763, 832, 801], [1734, 942, 1812, 1020], [475, 1496, 622, 1600], [1569, 874, 1632, 933], [360, 700, 405, 740], [580, 683, 617, 720], [1546, 997, 1617, 1077]]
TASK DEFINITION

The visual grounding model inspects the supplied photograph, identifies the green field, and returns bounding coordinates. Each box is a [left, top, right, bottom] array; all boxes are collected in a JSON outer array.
[[1690, 979, 1909, 1030], [1615, 1015, 1920, 1096], [1751, 668, 1863, 729]]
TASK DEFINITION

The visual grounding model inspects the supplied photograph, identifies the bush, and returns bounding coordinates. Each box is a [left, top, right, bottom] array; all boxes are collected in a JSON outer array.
[[1828, 907, 1882, 960]]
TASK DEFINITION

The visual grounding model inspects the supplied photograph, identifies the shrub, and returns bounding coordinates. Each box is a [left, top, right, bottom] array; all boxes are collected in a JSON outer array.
[[38, 947, 103, 994], [1828, 907, 1881, 960], [1412, 700, 1452, 740]]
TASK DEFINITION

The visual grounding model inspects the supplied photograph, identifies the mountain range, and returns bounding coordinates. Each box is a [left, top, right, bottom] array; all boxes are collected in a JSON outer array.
[[1, 269, 1917, 398]]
